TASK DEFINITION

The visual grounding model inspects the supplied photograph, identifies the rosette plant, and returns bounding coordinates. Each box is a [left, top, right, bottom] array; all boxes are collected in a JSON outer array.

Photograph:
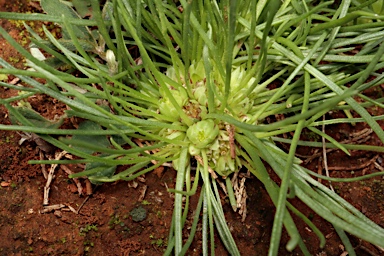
[[1, 0, 384, 255]]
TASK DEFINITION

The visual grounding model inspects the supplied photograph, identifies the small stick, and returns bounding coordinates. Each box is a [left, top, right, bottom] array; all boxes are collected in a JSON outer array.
[[358, 245, 381, 256], [61, 165, 83, 196], [134, 139, 158, 165], [317, 156, 323, 183], [39, 150, 48, 179], [67, 204, 78, 214], [216, 179, 227, 195], [327, 155, 378, 171], [76, 196, 90, 214], [76, 185, 99, 214], [231, 171, 248, 221], [304, 128, 372, 164], [239, 180, 248, 222], [41, 204, 66, 213], [236, 176, 246, 209], [374, 161, 384, 172], [43, 151, 67, 205]]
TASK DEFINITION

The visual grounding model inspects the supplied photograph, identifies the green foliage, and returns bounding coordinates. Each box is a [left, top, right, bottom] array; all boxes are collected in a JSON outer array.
[[9, 106, 64, 129], [150, 234, 166, 248], [1, 0, 384, 255], [141, 200, 151, 205], [79, 224, 98, 236], [69, 121, 111, 154], [40, 0, 92, 41], [108, 214, 122, 229]]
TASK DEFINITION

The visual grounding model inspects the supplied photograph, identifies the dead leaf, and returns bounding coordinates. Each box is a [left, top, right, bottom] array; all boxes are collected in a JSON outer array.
[[138, 185, 148, 202]]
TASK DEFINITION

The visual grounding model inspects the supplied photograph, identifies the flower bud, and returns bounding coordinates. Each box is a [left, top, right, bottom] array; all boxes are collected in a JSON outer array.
[[159, 86, 188, 106], [216, 154, 236, 177], [193, 86, 207, 106], [166, 130, 186, 140], [188, 144, 201, 156], [189, 61, 205, 84], [186, 119, 219, 149], [158, 87, 188, 121], [159, 98, 180, 121], [106, 49, 118, 75]]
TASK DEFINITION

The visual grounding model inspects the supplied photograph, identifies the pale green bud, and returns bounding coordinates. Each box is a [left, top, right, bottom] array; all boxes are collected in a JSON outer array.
[[166, 66, 177, 81], [230, 66, 243, 91], [188, 144, 201, 156], [166, 130, 186, 140], [158, 87, 188, 121], [177, 86, 188, 105], [193, 86, 207, 106], [198, 105, 208, 119], [216, 154, 236, 177], [216, 156, 226, 176], [186, 119, 219, 149], [159, 98, 180, 121], [210, 138, 220, 151], [106, 49, 118, 75], [230, 97, 251, 116], [190, 61, 205, 84], [159, 86, 188, 106]]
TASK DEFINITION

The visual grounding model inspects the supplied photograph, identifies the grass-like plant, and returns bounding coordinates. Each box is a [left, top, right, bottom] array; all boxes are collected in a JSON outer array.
[[1, 0, 384, 255]]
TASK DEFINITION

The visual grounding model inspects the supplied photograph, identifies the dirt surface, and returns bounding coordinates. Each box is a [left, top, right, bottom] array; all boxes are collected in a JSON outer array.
[[1, 1, 384, 255]]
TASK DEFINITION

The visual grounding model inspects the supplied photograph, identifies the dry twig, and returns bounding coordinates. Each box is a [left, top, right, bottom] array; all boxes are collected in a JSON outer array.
[[327, 155, 379, 171], [231, 171, 249, 222], [61, 165, 84, 196], [40, 204, 66, 213], [43, 151, 67, 205], [39, 150, 48, 179], [304, 128, 373, 164], [226, 123, 236, 159]]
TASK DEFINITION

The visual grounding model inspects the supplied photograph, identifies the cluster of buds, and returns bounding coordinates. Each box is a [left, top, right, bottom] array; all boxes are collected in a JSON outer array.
[[156, 61, 256, 176]]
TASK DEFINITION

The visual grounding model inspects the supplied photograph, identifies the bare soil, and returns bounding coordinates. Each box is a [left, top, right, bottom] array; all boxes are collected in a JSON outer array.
[[0, 1, 383, 255]]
